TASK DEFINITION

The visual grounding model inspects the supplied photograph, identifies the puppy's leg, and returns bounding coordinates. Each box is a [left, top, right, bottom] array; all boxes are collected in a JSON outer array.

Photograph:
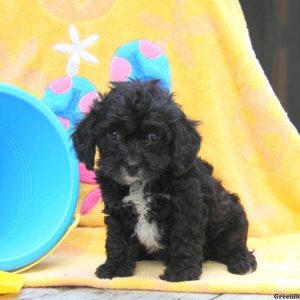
[[206, 192, 257, 275], [160, 179, 208, 282], [96, 216, 139, 279], [209, 234, 257, 275], [160, 234, 204, 282]]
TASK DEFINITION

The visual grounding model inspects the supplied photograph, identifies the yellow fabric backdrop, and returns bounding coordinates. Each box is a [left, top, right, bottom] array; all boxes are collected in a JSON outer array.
[[1, 0, 300, 294]]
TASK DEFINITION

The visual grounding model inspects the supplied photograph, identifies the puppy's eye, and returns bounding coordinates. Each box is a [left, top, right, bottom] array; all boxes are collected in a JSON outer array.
[[107, 131, 119, 141], [147, 133, 161, 144]]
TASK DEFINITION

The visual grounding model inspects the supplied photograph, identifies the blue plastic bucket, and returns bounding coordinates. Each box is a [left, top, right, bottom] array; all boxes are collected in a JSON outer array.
[[0, 83, 79, 272]]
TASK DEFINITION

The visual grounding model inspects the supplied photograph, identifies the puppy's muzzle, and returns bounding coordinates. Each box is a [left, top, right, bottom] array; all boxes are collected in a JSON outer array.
[[126, 160, 139, 176]]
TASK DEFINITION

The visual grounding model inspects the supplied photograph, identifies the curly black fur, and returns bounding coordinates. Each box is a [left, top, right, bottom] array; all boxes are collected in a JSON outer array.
[[72, 80, 257, 282]]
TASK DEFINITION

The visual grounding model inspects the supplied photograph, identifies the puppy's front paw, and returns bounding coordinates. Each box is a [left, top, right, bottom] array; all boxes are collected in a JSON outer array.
[[159, 265, 201, 282], [95, 263, 116, 279], [227, 250, 257, 275]]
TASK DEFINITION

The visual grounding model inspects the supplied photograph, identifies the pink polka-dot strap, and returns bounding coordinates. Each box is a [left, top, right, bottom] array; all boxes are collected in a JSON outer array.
[[139, 39, 163, 59], [79, 91, 99, 113], [110, 56, 132, 82], [58, 116, 70, 129], [48, 76, 72, 94]]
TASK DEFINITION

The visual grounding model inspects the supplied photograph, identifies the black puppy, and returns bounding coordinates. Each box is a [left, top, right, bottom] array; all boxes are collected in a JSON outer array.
[[72, 80, 257, 282]]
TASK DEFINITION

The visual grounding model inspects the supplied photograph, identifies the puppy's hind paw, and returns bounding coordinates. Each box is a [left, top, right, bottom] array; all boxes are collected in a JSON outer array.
[[227, 250, 257, 275]]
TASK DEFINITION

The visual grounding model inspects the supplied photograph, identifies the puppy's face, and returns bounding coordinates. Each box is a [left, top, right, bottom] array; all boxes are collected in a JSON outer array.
[[72, 80, 201, 184], [96, 113, 172, 185]]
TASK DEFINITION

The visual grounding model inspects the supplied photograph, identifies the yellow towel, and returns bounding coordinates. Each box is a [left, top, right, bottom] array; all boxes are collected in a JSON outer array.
[[1, 0, 300, 294], [23, 228, 300, 294]]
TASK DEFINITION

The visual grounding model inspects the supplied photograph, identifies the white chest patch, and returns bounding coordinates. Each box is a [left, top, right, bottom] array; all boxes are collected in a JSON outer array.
[[122, 182, 164, 253]]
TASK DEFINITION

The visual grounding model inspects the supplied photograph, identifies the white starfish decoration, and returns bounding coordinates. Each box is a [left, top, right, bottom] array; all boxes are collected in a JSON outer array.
[[53, 25, 99, 76]]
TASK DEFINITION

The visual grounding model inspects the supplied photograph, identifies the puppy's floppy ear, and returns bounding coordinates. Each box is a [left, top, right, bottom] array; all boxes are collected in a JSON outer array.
[[171, 114, 201, 176], [72, 108, 99, 170]]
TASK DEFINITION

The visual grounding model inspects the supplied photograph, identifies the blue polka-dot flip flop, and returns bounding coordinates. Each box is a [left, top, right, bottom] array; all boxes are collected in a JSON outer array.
[[110, 39, 171, 92]]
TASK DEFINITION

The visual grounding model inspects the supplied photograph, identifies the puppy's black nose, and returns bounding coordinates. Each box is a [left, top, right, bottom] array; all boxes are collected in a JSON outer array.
[[126, 161, 139, 175]]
